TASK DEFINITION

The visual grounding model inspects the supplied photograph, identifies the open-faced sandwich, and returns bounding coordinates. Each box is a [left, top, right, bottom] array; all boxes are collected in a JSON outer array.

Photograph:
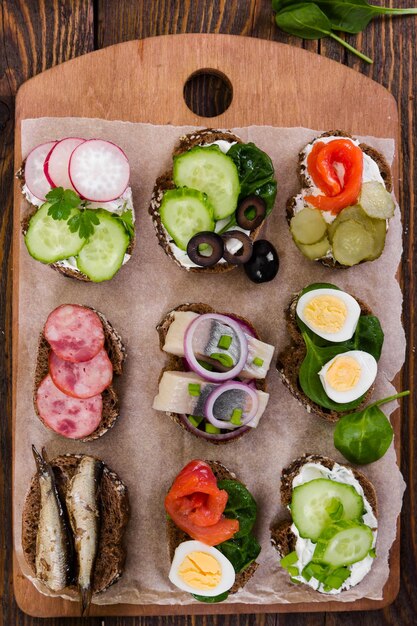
[[149, 128, 279, 280], [271, 454, 377, 594], [22, 447, 129, 614], [153, 303, 275, 443], [277, 283, 384, 422], [165, 459, 260, 603], [288, 131, 395, 267], [19, 137, 135, 282], [34, 304, 125, 440]]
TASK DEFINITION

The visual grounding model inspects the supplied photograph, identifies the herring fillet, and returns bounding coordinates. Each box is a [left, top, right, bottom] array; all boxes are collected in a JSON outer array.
[[32, 446, 72, 592], [66, 456, 103, 614]]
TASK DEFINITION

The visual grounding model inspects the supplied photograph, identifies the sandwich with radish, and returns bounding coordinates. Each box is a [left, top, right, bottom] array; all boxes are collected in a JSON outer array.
[[19, 137, 135, 282], [153, 303, 275, 443]]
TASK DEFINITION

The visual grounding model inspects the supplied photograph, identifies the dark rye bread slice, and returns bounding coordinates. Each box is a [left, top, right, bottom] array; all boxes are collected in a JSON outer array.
[[156, 303, 267, 445], [276, 290, 375, 423], [271, 454, 378, 562], [148, 128, 265, 274], [22, 453, 129, 599], [34, 307, 126, 442], [287, 130, 393, 269], [167, 460, 259, 594]]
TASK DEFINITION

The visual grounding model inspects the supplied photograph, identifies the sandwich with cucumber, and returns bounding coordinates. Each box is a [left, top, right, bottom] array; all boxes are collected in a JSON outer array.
[[34, 304, 125, 441], [22, 447, 129, 614], [149, 129, 277, 272], [153, 303, 275, 443], [19, 137, 135, 282], [271, 454, 377, 594], [277, 283, 384, 422], [165, 459, 260, 603], [287, 130, 394, 267]]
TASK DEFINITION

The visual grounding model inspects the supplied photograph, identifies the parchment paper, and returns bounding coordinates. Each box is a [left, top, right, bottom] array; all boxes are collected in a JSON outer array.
[[14, 118, 406, 606]]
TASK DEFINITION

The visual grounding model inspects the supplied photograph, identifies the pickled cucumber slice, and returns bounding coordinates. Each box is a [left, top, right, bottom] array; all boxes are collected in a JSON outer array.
[[364, 217, 386, 261], [173, 146, 240, 220], [328, 205, 366, 243], [159, 188, 215, 250], [358, 181, 395, 219], [295, 236, 331, 260], [332, 220, 374, 266], [313, 520, 373, 567], [25, 203, 85, 263], [76, 210, 129, 282], [291, 478, 365, 541], [290, 208, 327, 245]]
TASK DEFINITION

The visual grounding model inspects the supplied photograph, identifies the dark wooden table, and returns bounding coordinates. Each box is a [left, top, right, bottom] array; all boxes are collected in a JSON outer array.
[[1, 1, 416, 624]]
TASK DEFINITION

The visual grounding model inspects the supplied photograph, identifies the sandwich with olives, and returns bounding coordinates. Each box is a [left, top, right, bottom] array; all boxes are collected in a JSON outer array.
[[287, 130, 395, 267], [277, 283, 384, 422], [19, 137, 135, 282], [153, 303, 275, 443], [271, 454, 377, 594], [165, 459, 260, 603], [149, 128, 278, 273]]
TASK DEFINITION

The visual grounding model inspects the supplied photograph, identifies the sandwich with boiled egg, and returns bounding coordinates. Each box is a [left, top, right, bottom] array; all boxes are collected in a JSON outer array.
[[277, 283, 384, 422], [165, 459, 260, 603]]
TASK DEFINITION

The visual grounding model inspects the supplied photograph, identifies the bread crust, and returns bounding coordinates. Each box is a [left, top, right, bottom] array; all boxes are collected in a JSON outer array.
[[166, 460, 259, 595], [22, 453, 130, 598], [156, 303, 266, 444], [276, 290, 376, 422], [271, 454, 378, 562], [288, 130, 393, 269], [148, 129, 265, 274], [34, 307, 126, 441]]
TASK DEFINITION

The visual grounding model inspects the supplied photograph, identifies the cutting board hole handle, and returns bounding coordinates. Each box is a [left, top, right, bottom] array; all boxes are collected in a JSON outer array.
[[183, 69, 233, 118]]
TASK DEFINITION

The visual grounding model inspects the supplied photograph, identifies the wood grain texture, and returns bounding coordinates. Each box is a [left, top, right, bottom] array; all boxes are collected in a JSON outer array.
[[1, 0, 417, 625]]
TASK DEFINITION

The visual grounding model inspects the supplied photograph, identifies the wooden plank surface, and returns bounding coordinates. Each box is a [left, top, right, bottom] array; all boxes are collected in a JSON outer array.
[[1, 1, 416, 625]]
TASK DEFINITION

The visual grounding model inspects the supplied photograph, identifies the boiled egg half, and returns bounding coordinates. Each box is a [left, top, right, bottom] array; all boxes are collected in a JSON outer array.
[[319, 350, 378, 403], [296, 288, 361, 342], [169, 540, 236, 597]]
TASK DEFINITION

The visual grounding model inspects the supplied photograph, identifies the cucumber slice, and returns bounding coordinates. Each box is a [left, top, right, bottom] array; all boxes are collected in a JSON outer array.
[[291, 478, 364, 541], [25, 203, 85, 263], [313, 520, 373, 567], [332, 220, 374, 266], [159, 188, 215, 250], [328, 205, 365, 243], [76, 210, 130, 282], [290, 208, 327, 245], [173, 146, 240, 220], [358, 182, 395, 219], [295, 236, 331, 260]]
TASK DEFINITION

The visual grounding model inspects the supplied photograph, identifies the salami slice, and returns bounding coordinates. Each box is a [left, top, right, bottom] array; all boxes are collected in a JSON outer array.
[[44, 304, 105, 362], [36, 374, 103, 439], [49, 348, 113, 398]]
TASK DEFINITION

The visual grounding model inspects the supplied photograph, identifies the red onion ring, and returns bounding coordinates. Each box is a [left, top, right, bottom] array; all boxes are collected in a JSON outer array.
[[179, 414, 251, 442], [183, 314, 248, 382], [204, 382, 259, 430]]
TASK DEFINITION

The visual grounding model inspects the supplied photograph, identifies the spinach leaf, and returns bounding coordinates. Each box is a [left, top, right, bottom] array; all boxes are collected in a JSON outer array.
[[334, 391, 409, 464], [315, 0, 417, 34], [218, 533, 261, 573], [218, 479, 257, 538], [227, 142, 277, 214], [192, 591, 229, 603]]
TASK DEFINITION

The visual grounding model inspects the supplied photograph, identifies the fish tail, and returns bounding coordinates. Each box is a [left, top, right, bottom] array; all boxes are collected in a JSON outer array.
[[32, 445, 47, 474], [81, 585, 93, 616]]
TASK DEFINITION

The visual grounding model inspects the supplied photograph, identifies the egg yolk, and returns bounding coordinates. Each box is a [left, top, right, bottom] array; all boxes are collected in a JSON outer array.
[[325, 356, 362, 391], [178, 551, 222, 590], [303, 295, 348, 333]]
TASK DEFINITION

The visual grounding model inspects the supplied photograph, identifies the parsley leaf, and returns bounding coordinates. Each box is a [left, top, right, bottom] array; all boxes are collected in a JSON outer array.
[[115, 209, 135, 237], [46, 187, 81, 220], [68, 209, 100, 240]]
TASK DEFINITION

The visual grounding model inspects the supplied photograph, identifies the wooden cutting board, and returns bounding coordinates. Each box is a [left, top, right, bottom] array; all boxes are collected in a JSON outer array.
[[13, 34, 400, 617]]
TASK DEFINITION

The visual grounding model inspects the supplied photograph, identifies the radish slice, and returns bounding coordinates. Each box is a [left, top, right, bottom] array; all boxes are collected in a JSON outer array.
[[204, 382, 259, 430], [24, 141, 57, 201], [69, 139, 130, 202], [44, 137, 85, 190], [183, 313, 248, 382]]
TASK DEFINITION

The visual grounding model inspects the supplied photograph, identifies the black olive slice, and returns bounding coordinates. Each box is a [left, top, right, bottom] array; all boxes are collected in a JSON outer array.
[[244, 239, 279, 283], [236, 195, 267, 230], [187, 232, 224, 267], [221, 230, 253, 265]]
